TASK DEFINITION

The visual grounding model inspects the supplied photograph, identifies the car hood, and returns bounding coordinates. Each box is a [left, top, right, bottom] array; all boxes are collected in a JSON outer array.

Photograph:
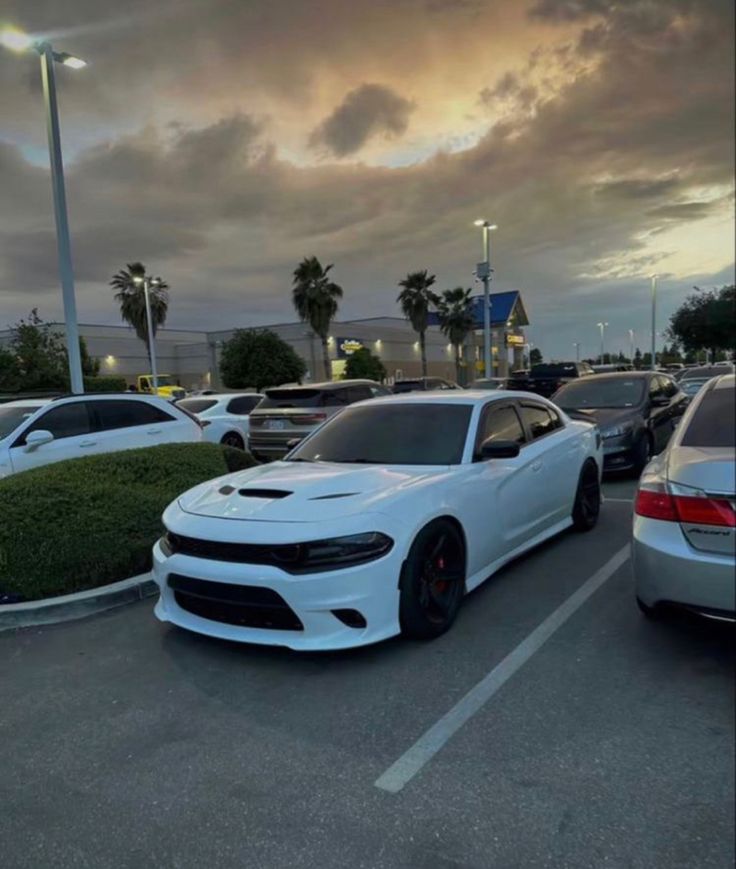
[[178, 461, 445, 522], [562, 407, 639, 428], [667, 446, 736, 495]]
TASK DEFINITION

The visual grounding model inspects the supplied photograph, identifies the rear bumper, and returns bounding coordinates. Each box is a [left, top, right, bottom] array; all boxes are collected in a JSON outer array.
[[633, 516, 736, 615]]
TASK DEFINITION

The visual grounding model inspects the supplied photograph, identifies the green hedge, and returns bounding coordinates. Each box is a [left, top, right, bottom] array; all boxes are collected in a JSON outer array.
[[0, 442, 257, 601]]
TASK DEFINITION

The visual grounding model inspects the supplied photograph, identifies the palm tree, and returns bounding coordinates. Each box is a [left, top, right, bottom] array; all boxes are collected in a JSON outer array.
[[397, 270, 437, 377], [110, 262, 169, 367], [292, 256, 343, 381], [436, 287, 475, 384]]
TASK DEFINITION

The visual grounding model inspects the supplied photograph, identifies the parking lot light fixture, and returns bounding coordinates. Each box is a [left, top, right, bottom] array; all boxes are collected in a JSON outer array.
[[649, 274, 658, 371], [596, 322, 608, 363], [1, 27, 87, 394], [133, 275, 161, 395], [573, 341, 581, 362], [473, 220, 498, 379]]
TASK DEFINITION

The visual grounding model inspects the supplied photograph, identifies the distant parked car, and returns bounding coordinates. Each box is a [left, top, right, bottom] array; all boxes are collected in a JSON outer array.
[[391, 377, 461, 394], [248, 380, 391, 462], [177, 393, 263, 450], [591, 363, 634, 374], [633, 373, 735, 620], [470, 378, 510, 390], [552, 371, 687, 474], [0, 394, 202, 478], [513, 362, 595, 398], [679, 364, 735, 399]]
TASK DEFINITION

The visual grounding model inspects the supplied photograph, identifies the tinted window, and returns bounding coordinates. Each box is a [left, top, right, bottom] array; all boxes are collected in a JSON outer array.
[[478, 405, 526, 447], [345, 386, 373, 403], [289, 404, 472, 465], [95, 400, 174, 431], [178, 399, 218, 414], [259, 389, 325, 409], [681, 387, 735, 448], [392, 381, 422, 393], [530, 363, 578, 378], [24, 402, 92, 441], [369, 385, 388, 397], [682, 366, 733, 380], [521, 404, 562, 439], [225, 396, 262, 415], [555, 378, 645, 409], [322, 389, 351, 407], [0, 405, 43, 440]]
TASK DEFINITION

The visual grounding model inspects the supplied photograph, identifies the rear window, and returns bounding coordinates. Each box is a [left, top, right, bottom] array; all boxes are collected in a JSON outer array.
[[259, 388, 339, 409], [392, 381, 422, 393], [681, 387, 735, 448], [226, 396, 262, 415], [682, 367, 730, 380], [530, 364, 578, 378], [178, 399, 218, 414]]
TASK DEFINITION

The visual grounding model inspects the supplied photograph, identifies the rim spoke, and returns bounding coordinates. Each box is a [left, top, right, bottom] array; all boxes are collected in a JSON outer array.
[[429, 534, 446, 561]]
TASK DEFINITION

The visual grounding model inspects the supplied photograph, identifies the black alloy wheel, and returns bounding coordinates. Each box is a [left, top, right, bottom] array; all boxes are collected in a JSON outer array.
[[572, 460, 601, 532], [221, 432, 245, 450], [399, 519, 466, 639]]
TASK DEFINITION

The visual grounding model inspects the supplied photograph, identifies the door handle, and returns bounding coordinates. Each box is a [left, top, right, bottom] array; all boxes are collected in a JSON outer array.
[[147, 429, 162, 435], [79, 440, 97, 448], [531, 460, 543, 472]]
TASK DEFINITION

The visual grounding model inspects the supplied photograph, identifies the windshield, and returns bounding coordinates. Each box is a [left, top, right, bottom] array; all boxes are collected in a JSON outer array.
[[288, 403, 472, 465], [555, 378, 645, 409], [178, 398, 217, 414], [142, 375, 175, 386], [0, 405, 43, 439], [530, 363, 578, 378]]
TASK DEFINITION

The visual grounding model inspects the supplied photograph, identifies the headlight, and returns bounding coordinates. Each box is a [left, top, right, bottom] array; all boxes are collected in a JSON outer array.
[[601, 422, 634, 439], [158, 533, 174, 557], [282, 532, 394, 572]]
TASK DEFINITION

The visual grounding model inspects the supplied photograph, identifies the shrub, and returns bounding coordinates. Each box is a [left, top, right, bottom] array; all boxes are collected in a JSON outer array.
[[82, 376, 128, 392], [0, 442, 257, 601], [343, 347, 386, 382]]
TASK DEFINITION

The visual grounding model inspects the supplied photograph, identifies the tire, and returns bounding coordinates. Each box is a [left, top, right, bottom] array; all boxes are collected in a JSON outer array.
[[572, 460, 601, 532], [636, 596, 660, 620], [220, 432, 245, 450], [632, 434, 653, 476], [399, 519, 466, 640]]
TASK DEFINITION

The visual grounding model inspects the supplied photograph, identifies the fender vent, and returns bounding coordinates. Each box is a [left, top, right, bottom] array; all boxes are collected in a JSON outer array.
[[238, 488, 292, 499], [309, 492, 359, 500]]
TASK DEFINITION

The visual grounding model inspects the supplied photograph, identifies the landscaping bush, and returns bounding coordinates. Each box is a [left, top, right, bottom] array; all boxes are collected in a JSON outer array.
[[0, 442, 258, 602]]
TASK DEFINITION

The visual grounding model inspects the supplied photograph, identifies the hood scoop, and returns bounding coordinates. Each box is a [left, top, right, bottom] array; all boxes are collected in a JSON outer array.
[[238, 488, 293, 499]]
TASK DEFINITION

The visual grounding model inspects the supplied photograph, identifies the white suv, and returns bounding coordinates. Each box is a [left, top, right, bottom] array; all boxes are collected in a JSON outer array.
[[0, 394, 203, 478]]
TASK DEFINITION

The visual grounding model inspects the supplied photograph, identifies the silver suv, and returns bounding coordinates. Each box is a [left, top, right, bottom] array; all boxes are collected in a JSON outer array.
[[248, 380, 391, 462]]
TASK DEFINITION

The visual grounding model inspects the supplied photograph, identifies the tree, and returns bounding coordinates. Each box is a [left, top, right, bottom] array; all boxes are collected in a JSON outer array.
[[634, 348, 643, 369], [10, 309, 67, 390], [219, 329, 306, 392], [110, 262, 169, 367], [291, 256, 343, 381], [397, 269, 438, 377], [80, 337, 100, 377], [343, 347, 386, 382], [529, 348, 543, 365], [0, 345, 20, 392], [667, 285, 735, 362], [435, 287, 475, 384]]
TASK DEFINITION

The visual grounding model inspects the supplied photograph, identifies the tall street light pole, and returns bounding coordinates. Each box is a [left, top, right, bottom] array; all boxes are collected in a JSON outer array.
[[628, 329, 635, 363], [650, 274, 658, 370], [134, 275, 161, 394], [1, 28, 87, 394], [596, 322, 608, 362], [573, 342, 581, 362], [474, 219, 498, 379]]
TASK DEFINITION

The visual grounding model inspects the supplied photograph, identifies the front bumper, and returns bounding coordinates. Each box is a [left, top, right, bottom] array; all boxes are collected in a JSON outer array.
[[152, 530, 406, 651], [633, 515, 736, 616], [602, 435, 636, 472]]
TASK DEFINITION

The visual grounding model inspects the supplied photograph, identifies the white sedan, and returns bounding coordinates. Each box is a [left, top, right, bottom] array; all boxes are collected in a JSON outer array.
[[177, 393, 263, 450], [153, 391, 603, 650]]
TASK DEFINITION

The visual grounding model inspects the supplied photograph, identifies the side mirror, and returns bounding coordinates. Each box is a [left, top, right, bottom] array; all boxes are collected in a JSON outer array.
[[286, 438, 303, 450], [24, 429, 54, 452], [479, 438, 521, 460], [651, 395, 670, 407]]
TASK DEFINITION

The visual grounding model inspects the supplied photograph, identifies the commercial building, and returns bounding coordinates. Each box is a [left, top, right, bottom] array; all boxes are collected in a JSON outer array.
[[0, 291, 529, 389]]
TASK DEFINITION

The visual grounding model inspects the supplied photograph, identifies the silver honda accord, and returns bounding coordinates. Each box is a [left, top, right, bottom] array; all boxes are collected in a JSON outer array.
[[633, 373, 735, 620]]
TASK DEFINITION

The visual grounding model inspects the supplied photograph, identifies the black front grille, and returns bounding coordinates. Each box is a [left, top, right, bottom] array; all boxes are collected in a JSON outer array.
[[166, 532, 303, 569], [169, 574, 303, 631]]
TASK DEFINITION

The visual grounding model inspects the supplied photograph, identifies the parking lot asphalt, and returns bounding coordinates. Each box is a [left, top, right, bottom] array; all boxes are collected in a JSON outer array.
[[1, 478, 733, 869]]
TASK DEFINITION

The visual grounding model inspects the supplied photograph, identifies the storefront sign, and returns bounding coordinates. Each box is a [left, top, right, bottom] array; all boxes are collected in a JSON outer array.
[[505, 334, 525, 347], [336, 337, 365, 358]]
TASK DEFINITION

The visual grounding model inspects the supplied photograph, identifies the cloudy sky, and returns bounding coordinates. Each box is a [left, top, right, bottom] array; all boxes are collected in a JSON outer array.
[[1, 0, 733, 359]]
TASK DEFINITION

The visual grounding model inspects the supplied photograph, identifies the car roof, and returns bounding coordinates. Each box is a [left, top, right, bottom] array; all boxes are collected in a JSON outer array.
[[182, 392, 262, 400], [366, 390, 553, 407], [0, 398, 52, 409], [561, 371, 652, 381], [713, 373, 735, 390], [266, 380, 377, 391]]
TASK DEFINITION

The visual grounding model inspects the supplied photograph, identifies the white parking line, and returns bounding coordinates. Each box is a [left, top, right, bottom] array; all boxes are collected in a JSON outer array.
[[605, 497, 634, 503], [374, 544, 631, 794]]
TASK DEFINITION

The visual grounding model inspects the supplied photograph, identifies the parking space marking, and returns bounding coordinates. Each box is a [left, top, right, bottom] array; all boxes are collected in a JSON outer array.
[[605, 498, 634, 503], [375, 544, 631, 794]]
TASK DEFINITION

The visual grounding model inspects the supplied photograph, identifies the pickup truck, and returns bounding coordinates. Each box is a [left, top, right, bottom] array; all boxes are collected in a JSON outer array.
[[511, 362, 595, 398], [137, 374, 186, 400]]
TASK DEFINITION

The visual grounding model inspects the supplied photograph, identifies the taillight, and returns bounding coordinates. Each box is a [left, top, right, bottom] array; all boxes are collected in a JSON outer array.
[[295, 413, 327, 425], [635, 484, 678, 521], [635, 483, 736, 526]]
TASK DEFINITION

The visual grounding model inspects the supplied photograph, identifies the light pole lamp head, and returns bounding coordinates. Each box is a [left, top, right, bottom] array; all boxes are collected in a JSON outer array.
[[0, 28, 34, 52], [474, 219, 498, 230], [132, 275, 144, 287]]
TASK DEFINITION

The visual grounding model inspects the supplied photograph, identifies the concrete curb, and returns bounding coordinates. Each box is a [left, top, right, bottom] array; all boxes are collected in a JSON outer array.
[[0, 573, 158, 632]]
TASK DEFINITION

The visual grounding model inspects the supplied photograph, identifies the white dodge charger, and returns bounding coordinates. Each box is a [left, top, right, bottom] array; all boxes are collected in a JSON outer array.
[[153, 391, 603, 650]]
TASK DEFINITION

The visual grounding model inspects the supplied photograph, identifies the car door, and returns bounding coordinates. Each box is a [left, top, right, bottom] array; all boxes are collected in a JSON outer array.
[[647, 376, 672, 452], [8, 400, 96, 473], [91, 399, 185, 453], [461, 401, 534, 569], [518, 401, 580, 530]]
